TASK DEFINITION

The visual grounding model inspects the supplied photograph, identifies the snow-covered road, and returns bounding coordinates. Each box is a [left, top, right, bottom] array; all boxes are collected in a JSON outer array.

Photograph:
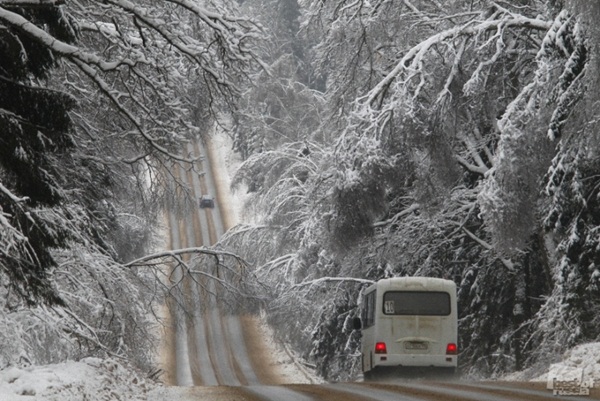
[[158, 134, 326, 400], [149, 379, 600, 400], [162, 139, 275, 387]]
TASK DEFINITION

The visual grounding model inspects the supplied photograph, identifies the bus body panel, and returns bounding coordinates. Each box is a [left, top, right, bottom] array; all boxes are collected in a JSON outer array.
[[360, 277, 458, 375]]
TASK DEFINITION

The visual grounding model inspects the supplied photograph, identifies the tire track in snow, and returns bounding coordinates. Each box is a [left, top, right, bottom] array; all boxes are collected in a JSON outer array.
[[182, 144, 237, 385], [188, 141, 251, 386], [167, 172, 194, 387], [179, 164, 219, 386]]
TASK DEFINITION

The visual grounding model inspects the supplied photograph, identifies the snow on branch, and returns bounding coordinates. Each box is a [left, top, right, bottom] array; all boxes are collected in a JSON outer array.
[[0, 181, 36, 268], [373, 203, 420, 228], [459, 225, 515, 272], [124, 247, 245, 268], [124, 245, 265, 307], [0, 1, 263, 162], [0, 180, 29, 204], [0, 8, 137, 71], [0, 0, 64, 6], [77, 21, 144, 46], [353, 8, 552, 133], [255, 253, 297, 274], [70, 58, 194, 163], [101, 1, 226, 82], [165, 0, 262, 42], [291, 277, 374, 291]]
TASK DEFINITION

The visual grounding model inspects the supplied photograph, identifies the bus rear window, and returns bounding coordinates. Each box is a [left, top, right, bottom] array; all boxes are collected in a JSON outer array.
[[382, 291, 451, 316]]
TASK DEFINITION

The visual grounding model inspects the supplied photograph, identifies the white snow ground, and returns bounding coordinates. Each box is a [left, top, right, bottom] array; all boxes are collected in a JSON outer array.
[[542, 343, 600, 383], [0, 358, 153, 401], [502, 342, 600, 387], [1, 127, 595, 399], [0, 315, 317, 401]]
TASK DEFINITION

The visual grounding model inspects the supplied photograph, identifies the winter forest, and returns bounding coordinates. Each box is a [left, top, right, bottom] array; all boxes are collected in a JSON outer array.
[[1, 0, 599, 385]]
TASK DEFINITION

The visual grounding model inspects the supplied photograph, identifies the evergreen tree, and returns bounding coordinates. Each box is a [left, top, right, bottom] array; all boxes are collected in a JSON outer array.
[[0, 3, 77, 305]]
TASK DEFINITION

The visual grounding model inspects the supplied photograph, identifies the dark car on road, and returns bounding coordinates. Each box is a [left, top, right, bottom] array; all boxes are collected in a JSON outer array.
[[199, 195, 215, 208]]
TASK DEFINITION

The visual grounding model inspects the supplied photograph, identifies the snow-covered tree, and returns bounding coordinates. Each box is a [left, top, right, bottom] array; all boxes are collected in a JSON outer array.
[[225, 0, 600, 379], [0, 2, 78, 306], [516, 0, 600, 368], [231, 0, 323, 159], [0, 0, 261, 370]]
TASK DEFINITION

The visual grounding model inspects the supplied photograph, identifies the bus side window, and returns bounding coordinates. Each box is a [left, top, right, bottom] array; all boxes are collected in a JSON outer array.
[[363, 291, 376, 328]]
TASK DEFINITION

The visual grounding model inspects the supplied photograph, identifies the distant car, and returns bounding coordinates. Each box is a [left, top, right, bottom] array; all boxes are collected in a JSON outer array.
[[199, 195, 215, 208]]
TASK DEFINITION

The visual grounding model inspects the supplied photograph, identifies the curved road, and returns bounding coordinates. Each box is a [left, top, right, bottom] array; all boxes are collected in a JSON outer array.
[[154, 138, 599, 400]]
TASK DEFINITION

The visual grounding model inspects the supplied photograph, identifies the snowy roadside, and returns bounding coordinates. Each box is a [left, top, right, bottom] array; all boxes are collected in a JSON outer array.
[[204, 124, 254, 225], [502, 342, 600, 388], [249, 311, 323, 385], [0, 358, 155, 401]]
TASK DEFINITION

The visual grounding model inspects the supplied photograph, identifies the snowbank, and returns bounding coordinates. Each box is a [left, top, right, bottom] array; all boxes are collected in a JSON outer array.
[[501, 342, 600, 389], [206, 124, 263, 227], [0, 358, 154, 401], [536, 342, 600, 384]]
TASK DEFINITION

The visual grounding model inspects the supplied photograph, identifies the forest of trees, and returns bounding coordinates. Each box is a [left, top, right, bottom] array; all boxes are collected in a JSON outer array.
[[2, 0, 600, 383], [224, 0, 600, 380]]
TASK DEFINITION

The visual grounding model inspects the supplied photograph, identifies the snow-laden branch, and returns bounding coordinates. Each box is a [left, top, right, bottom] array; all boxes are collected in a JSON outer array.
[[124, 247, 243, 267], [0, 8, 144, 71], [402, 0, 430, 20], [165, 0, 261, 40], [291, 277, 374, 291], [77, 21, 143, 46], [0, 0, 64, 5], [102, 1, 227, 82], [71, 58, 194, 163], [373, 203, 420, 228], [455, 154, 490, 175], [0, 180, 29, 204], [255, 253, 297, 274], [1, 2, 263, 164], [355, 10, 552, 126], [220, 224, 272, 237], [1, 4, 190, 163], [459, 225, 515, 272], [0, 181, 35, 264], [435, 36, 466, 107]]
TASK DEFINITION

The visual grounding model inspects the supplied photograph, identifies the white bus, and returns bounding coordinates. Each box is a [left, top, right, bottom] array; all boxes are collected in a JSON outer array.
[[354, 277, 458, 378]]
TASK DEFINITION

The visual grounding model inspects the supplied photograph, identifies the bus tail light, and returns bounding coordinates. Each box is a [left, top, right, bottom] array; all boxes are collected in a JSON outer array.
[[375, 342, 387, 354], [446, 343, 458, 355]]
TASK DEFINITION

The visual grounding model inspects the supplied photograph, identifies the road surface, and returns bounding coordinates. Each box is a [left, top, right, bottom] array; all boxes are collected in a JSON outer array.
[[151, 378, 600, 400]]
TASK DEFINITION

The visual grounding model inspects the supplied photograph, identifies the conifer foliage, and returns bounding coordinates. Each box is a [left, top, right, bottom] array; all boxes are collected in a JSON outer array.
[[0, 3, 77, 305]]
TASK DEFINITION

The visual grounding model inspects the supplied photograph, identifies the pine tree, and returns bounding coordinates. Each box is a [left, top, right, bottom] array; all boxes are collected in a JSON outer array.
[[0, 3, 77, 305]]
